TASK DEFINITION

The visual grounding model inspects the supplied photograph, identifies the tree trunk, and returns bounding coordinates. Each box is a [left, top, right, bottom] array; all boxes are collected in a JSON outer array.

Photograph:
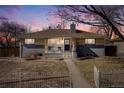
[[110, 23, 124, 39], [5, 36, 10, 47]]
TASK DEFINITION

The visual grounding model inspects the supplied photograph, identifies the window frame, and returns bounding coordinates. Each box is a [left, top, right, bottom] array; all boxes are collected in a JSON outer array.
[[85, 38, 95, 45], [64, 39, 70, 45], [25, 39, 35, 44]]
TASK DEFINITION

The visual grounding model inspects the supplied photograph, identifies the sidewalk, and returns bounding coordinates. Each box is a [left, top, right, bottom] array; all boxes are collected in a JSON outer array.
[[64, 59, 91, 88]]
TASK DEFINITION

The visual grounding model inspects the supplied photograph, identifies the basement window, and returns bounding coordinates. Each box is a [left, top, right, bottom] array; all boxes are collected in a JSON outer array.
[[25, 39, 35, 44], [85, 39, 95, 44]]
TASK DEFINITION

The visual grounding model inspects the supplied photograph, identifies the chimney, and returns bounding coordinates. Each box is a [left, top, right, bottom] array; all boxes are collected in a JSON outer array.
[[70, 23, 76, 33]]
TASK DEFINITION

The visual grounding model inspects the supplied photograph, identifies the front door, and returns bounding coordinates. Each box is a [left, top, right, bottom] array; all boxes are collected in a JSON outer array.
[[64, 39, 70, 51]]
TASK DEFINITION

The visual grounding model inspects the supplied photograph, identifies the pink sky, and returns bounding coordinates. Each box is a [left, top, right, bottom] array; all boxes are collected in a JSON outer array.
[[0, 5, 91, 32]]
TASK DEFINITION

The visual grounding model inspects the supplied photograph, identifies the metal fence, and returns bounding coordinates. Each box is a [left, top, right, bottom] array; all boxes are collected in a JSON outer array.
[[0, 71, 72, 88], [99, 70, 124, 88], [94, 66, 124, 88]]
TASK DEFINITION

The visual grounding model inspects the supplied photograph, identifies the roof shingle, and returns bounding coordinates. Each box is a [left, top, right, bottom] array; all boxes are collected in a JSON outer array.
[[17, 29, 105, 39]]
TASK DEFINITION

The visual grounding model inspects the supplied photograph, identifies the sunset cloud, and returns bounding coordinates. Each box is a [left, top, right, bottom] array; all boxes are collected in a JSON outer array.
[[0, 5, 91, 32]]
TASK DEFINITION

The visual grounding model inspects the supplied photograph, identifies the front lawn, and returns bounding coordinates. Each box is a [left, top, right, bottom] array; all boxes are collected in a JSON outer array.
[[75, 57, 124, 87], [0, 58, 70, 88]]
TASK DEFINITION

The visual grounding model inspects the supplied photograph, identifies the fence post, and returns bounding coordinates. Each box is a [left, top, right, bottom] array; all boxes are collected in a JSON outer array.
[[99, 71, 101, 88], [19, 42, 22, 58], [94, 66, 99, 88], [69, 72, 72, 88], [18, 69, 21, 88]]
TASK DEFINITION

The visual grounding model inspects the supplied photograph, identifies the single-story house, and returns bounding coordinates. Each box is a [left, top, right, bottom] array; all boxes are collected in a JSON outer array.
[[17, 24, 110, 58], [112, 38, 124, 56]]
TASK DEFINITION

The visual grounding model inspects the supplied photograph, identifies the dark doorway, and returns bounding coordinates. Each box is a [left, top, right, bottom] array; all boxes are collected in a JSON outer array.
[[105, 45, 117, 56], [64, 39, 70, 51]]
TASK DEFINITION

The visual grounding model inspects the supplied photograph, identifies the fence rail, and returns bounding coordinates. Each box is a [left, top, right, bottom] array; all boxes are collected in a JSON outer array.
[[0, 71, 72, 88]]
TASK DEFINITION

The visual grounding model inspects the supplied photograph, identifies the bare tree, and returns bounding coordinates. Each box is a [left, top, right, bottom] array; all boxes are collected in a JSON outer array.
[[0, 21, 27, 47], [56, 5, 124, 40], [90, 26, 113, 40]]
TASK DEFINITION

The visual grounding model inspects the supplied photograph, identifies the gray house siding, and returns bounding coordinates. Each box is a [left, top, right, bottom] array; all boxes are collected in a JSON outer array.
[[114, 42, 124, 56], [22, 44, 45, 57]]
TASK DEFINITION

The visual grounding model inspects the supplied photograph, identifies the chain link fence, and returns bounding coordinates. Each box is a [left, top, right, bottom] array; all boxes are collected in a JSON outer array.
[[94, 66, 124, 88], [0, 71, 72, 88]]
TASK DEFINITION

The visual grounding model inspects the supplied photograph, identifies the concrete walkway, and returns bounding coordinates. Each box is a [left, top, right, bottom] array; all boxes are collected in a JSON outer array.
[[64, 59, 91, 88]]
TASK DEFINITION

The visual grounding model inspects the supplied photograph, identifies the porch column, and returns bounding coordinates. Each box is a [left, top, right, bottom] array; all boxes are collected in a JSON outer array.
[[45, 39, 48, 53], [72, 38, 77, 58]]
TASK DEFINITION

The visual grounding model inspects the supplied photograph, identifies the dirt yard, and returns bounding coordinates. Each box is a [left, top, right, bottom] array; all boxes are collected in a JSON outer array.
[[0, 58, 70, 88], [75, 57, 124, 87]]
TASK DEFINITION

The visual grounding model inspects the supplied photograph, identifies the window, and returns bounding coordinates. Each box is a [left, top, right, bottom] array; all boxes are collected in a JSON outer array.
[[25, 39, 35, 44], [64, 39, 70, 45], [85, 39, 95, 44]]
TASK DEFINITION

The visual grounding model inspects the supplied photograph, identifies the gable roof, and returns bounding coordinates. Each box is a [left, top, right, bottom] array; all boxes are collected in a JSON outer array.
[[17, 29, 106, 39]]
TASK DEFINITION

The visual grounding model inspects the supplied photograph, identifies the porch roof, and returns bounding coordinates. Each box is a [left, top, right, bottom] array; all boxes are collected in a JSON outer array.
[[17, 29, 106, 39]]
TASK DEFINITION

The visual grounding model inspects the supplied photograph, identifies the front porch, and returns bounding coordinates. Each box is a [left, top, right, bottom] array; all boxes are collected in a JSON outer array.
[[20, 37, 76, 58], [44, 37, 76, 59], [45, 37, 75, 53]]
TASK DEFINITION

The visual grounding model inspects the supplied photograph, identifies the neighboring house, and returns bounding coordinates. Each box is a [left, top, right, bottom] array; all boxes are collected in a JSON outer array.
[[17, 24, 109, 58], [112, 38, 124, 57]]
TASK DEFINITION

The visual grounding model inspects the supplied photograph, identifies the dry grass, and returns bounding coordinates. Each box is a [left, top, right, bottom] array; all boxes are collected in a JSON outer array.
[[0, 58, 70, 88], [75, 57, 124, 87], [0, 58, 69, 79]]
